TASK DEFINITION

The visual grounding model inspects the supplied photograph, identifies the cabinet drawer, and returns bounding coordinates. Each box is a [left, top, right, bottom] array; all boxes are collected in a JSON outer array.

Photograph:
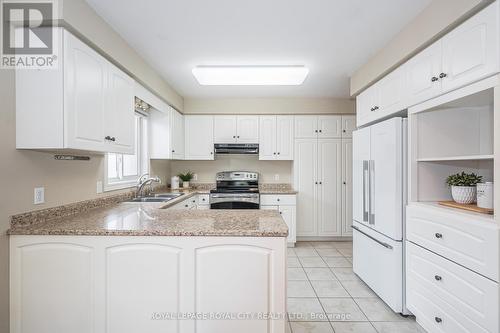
[[406, 242, 498, 333], [197, 194, 210, 205], [260, 195, 296, 206], [406, 204, 499, 281]]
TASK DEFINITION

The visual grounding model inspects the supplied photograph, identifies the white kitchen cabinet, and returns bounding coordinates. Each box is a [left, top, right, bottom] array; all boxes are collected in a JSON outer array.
[[214, 116, 237, 143], [342, 139, 353, 236], [341, 115, 356, 138], [236, 116, 259, 143], [356, 88, 378, 127], [214, 115, 259, 143], [317, 139, 342, 236], [170, 196, 198, 210], [294, 137, 344, 238], [406, 41, 445, 106], [171, 110, 185, 159], [260, 194, 297, 246], [10, 235, 286, 333], [259, 116, 294, 160], [294, 139, 318, 237], [294, 115, 342, 139], [16, 28, 135, 154], [441, 2, 499, 93], [185, 115, 214, 160]]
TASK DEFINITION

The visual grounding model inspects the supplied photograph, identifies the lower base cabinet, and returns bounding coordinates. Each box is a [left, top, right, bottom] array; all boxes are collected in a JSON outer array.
[[10, 235, 286, 333], [406, 241, 499, 333], [260, 194, 296, 246]]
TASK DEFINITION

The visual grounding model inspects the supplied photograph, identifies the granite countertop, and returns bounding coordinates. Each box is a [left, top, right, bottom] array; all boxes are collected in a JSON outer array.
[[8, 188, 288, 237]]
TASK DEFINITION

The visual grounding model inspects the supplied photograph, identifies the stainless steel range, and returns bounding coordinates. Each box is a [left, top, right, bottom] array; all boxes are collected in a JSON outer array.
[[210, 171, 260, 209]]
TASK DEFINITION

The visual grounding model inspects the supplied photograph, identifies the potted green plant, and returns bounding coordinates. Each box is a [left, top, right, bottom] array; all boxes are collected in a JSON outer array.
[[177, 171, 195, 189], [446, 172, 483, 204]]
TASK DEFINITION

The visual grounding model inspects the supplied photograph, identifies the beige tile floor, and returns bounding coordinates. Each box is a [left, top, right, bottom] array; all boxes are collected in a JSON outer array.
[[286, 241, 426, 333]]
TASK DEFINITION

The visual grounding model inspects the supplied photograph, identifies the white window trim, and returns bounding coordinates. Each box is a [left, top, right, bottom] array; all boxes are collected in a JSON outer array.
[[103, 114, 149, 192]]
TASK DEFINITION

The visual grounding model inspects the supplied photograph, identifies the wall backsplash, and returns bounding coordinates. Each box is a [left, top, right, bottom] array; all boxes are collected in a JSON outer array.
[[169, 155, 293, 183]]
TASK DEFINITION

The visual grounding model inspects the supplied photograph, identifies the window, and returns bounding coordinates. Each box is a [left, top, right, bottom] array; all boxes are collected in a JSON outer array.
[[104, 113, 149, 191]]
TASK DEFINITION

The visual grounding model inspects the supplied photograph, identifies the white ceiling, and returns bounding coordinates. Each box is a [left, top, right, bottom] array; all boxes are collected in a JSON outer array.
[[86, 0, 432, 99]]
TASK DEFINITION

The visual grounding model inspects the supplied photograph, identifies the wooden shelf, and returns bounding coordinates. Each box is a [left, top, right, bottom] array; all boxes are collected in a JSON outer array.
[[413, 202, 495, 222], [417, 154, 494, 162]]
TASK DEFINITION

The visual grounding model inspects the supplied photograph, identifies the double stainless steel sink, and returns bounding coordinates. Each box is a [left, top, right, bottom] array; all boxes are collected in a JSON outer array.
[[125, 192, 184, 203]]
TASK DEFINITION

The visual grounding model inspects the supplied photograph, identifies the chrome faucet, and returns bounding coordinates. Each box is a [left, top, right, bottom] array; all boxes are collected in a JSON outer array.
[[137, 173, 161, 197]]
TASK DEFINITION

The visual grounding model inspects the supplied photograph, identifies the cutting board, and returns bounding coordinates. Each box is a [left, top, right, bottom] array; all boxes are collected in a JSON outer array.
[[438, 201, 494, 215]]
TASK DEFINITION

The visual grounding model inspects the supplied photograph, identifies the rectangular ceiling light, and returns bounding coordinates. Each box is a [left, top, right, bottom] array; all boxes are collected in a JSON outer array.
[[192, 65, 309, 85]]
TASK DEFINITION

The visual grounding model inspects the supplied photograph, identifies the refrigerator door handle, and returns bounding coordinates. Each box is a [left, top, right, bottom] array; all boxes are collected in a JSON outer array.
[[352, 225, 393, 249], [369, 160, 375, 225], [362, 160, 369, 222]]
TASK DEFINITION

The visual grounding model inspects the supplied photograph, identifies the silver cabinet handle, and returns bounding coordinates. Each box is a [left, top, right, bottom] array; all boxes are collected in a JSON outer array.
[[362, 160, 369, 222], [352, 226, 393, 249]]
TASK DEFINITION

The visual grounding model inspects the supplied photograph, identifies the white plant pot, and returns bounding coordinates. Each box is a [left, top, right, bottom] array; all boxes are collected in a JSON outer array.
[[182, 181, 190, 189], [451, 185, 476, 204]]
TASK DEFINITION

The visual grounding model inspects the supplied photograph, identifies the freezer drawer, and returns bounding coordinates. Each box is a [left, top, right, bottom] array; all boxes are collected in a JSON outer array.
[[352, 221, 403, 313], [406, 241, 498, 333]]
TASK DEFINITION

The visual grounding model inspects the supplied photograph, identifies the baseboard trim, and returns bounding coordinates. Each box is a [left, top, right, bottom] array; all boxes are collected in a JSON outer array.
[[297, 236, 352, 242]]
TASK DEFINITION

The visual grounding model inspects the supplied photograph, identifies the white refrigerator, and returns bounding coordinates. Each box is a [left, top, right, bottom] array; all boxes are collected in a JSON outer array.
[[352, 117, 408, 314]]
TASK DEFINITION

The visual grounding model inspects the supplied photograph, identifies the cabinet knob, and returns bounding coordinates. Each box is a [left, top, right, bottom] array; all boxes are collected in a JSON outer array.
[[185, 204, 188, 208], [439, 72, 447, 79], [111, 137, 116, 142], [315, 129, 318, 133], [172, 150, 175, 153], [233, 136, 236, 138], [273, 152, 276, 155], [279, 211, 282, 215], [343, 181, 346, 185], [431, 76, 439, 82], [315, 181, 318, 185], [237, 136, 240, 138], [319, 181, 322, 185], [319, 130, 322, 133], [277, 152, 280, 155], [435, 233, 443, 239], [343, 129, 346, 133], [435, 317, 442, 323], [105, 136, 111, 141], [373, 106, 379, 110], [277, 198, 280, 202], [434, 275, 442, 281], [210, 152, 213, 155]]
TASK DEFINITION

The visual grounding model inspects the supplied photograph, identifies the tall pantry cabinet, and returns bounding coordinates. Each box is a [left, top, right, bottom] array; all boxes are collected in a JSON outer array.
[[294, 115, 354, 238]]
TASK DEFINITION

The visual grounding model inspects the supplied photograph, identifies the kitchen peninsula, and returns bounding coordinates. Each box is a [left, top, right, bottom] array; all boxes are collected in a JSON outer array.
[[8, 192, 288, 333]]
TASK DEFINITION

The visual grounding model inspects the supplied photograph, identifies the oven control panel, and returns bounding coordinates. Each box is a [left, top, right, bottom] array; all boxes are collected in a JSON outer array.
[[216, 171, 259, 181]]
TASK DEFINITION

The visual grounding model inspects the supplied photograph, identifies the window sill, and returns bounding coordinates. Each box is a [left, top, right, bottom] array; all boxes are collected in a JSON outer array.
[[104, 181, 137, 192]]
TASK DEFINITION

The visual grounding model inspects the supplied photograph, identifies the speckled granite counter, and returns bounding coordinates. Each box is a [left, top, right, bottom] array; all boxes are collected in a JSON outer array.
[[8, 190, 288, 237]]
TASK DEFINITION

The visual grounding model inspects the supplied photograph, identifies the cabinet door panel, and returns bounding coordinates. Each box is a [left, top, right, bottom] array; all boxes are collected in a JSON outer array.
[[214, 116, 237, 143], [195, 245, 273, 333], [276, 116, 294, 160], [317, 139, 342, 236], [258, 116, 277, 160], [11, 243, 94, 333], [378, 67, 406, 116], [342, 139, 353, 236], [106, 244, 182, 333], [236, 116, 259, 143], [294, 116, 317, 138], [185, 115, 214, 160], [352, 127, 371, 225], [341, 115, 356, 138], [318, 115, 342, 138], [294, 139, 318, 236], [64, 31, 107, 151], [171, 110, 184, 159], [441, 2, 499, 93], [149, 108, 172, 159], [106, 64, 134, 153], [406, 41, 442, 106]]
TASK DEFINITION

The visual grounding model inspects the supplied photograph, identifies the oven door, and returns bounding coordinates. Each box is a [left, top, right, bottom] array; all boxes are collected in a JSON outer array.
[[210, 193, 260, 209]]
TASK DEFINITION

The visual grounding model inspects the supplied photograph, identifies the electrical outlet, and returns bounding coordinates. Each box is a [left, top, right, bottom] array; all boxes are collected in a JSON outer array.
[[193, 173, 198, 181], [274, 174, 280, 181], [96, 181, 103, 194], [34, 187, 45, 205]]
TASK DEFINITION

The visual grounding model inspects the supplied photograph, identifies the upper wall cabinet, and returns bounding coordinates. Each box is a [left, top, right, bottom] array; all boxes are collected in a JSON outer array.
[[356, 66, 406, 127], [294, 115, 342, 139], [149, 104, 185, 160], [259, 116, 294, 160], [214, 115, 259, 143], [185, 115, 214, 160], [407, 3, 498, 106], [16, 28, 135, 154], [357, 2, 499, 128]]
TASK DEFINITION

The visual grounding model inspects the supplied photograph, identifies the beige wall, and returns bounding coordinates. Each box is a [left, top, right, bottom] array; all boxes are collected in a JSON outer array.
[[184, 98, 355, 114], [60, 0, 183, 111], [170, 156, 293, 184], [350, 0, 491, 96]]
